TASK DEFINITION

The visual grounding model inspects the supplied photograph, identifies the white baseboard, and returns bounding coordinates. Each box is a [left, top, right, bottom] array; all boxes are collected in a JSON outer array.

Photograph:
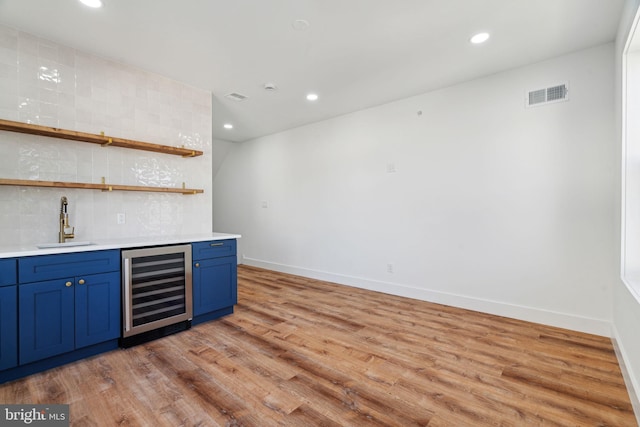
[[241, 256, 612, 336], [612, 324, 640, 425]]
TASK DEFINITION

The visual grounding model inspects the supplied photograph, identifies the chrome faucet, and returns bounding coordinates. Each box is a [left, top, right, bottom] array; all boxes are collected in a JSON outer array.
[[59, 196, 75, 243]]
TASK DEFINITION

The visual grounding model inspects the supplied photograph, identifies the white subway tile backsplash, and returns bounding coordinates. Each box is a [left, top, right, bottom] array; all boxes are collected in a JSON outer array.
[[75, 78, 91, 97], [0, 93, 17, 111], [0, 27, 17, 49], [57, 46, 75, 68], [37, 40, 58, 62], [0, 76, 17, 98], [0, 61, 17, 80], [38, 88, 58, 105], [0, 139, 19, 174], [0, 24, 213, 246], [0, 47, 17, 68], [0, 109, 17, 121], [36, 115, 57, 128], [16, 32, 37, 56]]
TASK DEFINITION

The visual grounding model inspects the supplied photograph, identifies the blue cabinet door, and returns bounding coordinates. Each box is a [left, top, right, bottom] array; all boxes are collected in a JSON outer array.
[[193, 256, 237, 316], [0, 259, 17, 287], [0, 286, 17, 371], [19, 279, 75, 365], [75, 271, 120, 349]]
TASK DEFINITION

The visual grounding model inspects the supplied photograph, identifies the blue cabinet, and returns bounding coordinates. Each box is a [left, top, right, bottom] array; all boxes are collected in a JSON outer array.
[[2, 237, 237, 382], [19, 278, 75, 364], [75, 271, 120, 349], [193, 256, 238, 315], [192, 240, 237, 324], [0, 259, 17, 371], [0, 258, 17, 286], [0, 286, 17, 371], [18, 250, 120, 365]]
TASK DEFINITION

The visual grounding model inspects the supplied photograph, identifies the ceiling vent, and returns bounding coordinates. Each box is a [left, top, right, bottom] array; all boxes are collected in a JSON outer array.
[[526, 83, 568, 107], [225, 92, 248, 102]]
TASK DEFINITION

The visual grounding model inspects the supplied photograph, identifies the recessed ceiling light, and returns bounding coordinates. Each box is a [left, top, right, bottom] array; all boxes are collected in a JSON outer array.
[[223, 123, 233, 129], [306, 93, 318, 101], [470, 32, 490, 44], [292, 19, 310, 31], [79, 0, 103, 8]]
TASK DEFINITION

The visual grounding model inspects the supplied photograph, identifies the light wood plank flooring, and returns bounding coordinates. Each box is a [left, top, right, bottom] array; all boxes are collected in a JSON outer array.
[[0, 265, 637, 426]]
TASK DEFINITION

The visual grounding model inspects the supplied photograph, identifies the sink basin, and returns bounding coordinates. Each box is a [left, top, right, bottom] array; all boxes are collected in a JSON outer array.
[[36, 241, 96, 249]]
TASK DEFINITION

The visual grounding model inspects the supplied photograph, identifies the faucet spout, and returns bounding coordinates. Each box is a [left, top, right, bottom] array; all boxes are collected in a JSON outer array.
[[59, 196, 75, 243]]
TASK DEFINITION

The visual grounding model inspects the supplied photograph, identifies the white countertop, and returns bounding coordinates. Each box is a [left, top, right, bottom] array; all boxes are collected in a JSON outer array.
[[0, 232, 241, 259]]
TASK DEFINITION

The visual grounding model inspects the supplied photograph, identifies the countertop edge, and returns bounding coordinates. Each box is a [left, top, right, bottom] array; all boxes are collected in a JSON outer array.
[[0, 232, 242, 259]]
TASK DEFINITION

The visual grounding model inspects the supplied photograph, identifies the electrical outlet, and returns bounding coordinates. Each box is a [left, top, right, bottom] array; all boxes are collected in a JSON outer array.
[[261, 201, 268, 208], [386, 163, 396, 173], [387, 263, 394, 273], [117, 213, 126, 224]]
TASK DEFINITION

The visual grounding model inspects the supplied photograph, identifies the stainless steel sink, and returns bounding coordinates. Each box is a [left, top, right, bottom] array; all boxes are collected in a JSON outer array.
[[36, 241, 96, 249]]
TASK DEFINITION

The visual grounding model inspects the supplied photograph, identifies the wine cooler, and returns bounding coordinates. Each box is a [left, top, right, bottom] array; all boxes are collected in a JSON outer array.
[[121, 244, 193, 346]]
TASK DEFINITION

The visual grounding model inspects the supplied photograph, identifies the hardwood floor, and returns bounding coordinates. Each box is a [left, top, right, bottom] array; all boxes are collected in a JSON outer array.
[[1, 265, 637, 426]]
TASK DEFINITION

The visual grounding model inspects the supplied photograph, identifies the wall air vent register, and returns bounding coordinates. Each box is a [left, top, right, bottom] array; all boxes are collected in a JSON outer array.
[[527, 83, 569, 107], [224, 92, 248, 102]]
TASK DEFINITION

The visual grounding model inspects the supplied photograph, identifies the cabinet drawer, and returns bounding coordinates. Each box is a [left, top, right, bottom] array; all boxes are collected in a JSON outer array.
[[0, 259, 17, 287], [192, 240, 237, 260], [19, 250, 120, 283]]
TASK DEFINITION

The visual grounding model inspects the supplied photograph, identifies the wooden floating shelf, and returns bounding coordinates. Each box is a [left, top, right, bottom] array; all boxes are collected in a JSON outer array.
[[0, 179, 203, 195], [0, 118, 203, 158]]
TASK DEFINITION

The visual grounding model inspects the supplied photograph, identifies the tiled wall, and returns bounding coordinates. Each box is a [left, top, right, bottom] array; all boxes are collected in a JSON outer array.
[[0, 25, 213, 246]]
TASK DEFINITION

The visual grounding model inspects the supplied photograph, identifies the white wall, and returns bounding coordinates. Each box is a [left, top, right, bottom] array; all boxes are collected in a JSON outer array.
[[214, 43, 616, 336], [0, 25, 213, 246]]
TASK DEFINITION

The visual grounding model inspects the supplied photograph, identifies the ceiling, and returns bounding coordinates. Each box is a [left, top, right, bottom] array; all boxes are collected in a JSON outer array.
[[0, 0, 625, 142]]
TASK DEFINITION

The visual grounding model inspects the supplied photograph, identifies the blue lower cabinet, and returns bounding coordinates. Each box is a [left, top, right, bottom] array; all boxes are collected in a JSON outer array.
[[0, 286, 17, 371], [75, 271, 120, 349], [19, 271, 120, 365], [0, 259, 17, 287], [193, 255, 238, 316], [19, 279, 75, 365]]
